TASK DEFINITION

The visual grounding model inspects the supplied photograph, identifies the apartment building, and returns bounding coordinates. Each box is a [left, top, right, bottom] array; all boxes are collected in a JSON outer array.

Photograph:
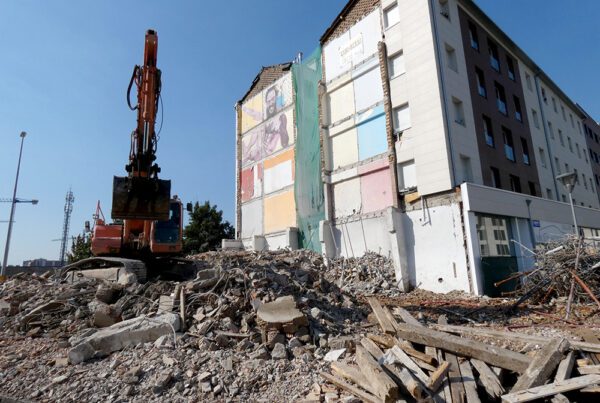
[[580, 105, 600, 205], [235, 0, 600, 295]]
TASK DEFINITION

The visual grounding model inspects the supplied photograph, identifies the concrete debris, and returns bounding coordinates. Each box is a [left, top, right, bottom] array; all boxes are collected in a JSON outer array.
[[1, 248, 599, 402]]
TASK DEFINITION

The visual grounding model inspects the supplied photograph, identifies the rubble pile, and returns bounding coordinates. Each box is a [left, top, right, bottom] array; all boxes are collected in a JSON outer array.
[[510, 237, 600, 310], [325, 252, 400, 296]]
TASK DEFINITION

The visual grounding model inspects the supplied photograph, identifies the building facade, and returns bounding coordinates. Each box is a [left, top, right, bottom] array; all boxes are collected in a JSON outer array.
[[235, 0, 600, 295]]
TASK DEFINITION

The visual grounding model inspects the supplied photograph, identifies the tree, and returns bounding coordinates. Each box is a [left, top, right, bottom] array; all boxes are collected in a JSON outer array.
[[67, 234, 92, 263], [183, 201, 234, 254]]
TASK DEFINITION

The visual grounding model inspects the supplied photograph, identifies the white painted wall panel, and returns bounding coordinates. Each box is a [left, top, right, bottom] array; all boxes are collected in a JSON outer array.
[[327, 82, 355, 124], [241, 199, 263, 239], [263, 160, 293, 194], [353, 67, 383, 111], [323, 31, 351, 81], [333, 178, 362, 217]]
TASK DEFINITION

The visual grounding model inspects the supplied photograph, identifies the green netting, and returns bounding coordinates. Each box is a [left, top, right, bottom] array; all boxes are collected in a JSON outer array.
[[292, 47, 325, 252]]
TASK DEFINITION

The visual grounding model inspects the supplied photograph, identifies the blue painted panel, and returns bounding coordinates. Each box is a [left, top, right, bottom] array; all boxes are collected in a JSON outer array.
[[357, 105, 387, 161]]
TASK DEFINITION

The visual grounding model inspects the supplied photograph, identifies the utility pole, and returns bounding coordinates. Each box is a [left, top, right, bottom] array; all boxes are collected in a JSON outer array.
[[59, 189, 75, 266]]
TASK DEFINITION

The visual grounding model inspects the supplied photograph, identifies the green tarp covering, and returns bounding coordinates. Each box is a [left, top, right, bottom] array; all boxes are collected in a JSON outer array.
[[292, 47, 325, 252]]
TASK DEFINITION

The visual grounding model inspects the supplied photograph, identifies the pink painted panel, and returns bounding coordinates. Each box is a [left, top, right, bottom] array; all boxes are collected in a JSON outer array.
[[360, 166, 392, 213], [357, 157, 389, 175]]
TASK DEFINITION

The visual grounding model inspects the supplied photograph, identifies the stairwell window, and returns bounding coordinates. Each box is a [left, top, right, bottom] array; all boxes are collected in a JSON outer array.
[[526, 73, 533, 91], [567, 136, 572, 152], [502, 127, 515, 162], [445, 43, 458, 72], [384, 3, 400, 29], [468, 21, 479, 50], [576, 143, 581, 158], [507, 56, 516, 81], [439, 0, 450, 19], [555, 157, 561, 174], [475, 67, 486, 97], [532, 109, 540, 128], [539, 147, 546, 168], [488, 40, 500, 72], [453, 97, 465, 126], [514, 96, 523, 122], [521, 137, 530, 165], [483, 115, 494, 147], [552, 97, 557, 113], [495, 82, 507, 115], [548, 122, 554, 139], [393, 104, 411, 132], [559, 129, 564, 146], [388, 51, 405, 78]]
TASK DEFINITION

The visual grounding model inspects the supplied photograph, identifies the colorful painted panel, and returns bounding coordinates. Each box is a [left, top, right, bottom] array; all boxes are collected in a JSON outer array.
[[331, 129, 359, 169], [359, 162, 392, 213], [357, 105, 387, 161], [263, 74, 293, 121], [240, 163, 263, 203], [264, 190, 297, 233], [264, 149, 294, 194], [263, 109, 294, 158], [328, 82, 355, 124], [241, 93, 263, 133], [241, 125, 264, 167]]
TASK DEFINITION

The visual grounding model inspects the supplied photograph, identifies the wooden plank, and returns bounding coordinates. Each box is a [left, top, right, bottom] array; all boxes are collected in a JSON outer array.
[[580, 385, 600, 393], [366, 333, 396, 349], [501, 374, 600, 403], [394, 322, 530, 372], [331, 362, 372, 394], [397, 344, 438, 366], [383, 306, 402, 333], [394, 307, 422, 327], [367, 297, 395, 334], [413, 356, 437, 372], [550, 394, 570, 403], [471, 358, 505, 399], [578, 328, 600, 364], [445, 352, 466, 403], [512, 338, 569, 392], [389, 345, 431, 386], [434, 324, 600, 353], [577, 358, 592, 367], [578, 365, 600, 375], [428, 361, 450, 392], [320, 372, 379, 403], [438, 349, 452, 403], [554, 351, 575, 382], [459, 360, 481, 403], [355, 345, 399, 403]]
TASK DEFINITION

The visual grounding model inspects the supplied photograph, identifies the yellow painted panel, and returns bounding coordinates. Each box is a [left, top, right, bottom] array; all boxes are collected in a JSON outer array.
[[241, 93, 263, 133], [264, 148, 294, 169], [264, 190, 296, 233], [327, 81, 355, 124], [331, 129, 359, 169]]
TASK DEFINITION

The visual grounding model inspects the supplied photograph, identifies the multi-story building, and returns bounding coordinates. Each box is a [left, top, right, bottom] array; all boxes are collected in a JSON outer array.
[[235, 0, 600, 295], [580, 104, 600, 206]]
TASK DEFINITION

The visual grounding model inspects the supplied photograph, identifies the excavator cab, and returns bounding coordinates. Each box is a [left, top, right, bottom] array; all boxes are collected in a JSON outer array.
[[112, 176, 171, 221]]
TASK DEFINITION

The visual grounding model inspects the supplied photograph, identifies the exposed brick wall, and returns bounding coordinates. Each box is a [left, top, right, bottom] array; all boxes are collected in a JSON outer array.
[[320, 0, 380, 46], [239, 63, 292, 104]]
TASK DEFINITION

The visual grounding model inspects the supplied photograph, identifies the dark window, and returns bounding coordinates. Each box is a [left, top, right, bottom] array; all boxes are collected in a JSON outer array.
[[475, 67, 486, 97], [541, 88, 547, 103], [509, 175, 522, 193], [490, 167, 501, 188], [595, 174, 600, 186], [482, 115, 494, 147], [495, 82, 507, 115], [513, 96, 523, 122], [521, 137, 530, 165], [528, 181, 536, 196], [502, 127, 515, 161], [590, 149, 594, 161], [468, 22, 479, 50], [488, 40, 500, 72], [507, 56, 516, 81]]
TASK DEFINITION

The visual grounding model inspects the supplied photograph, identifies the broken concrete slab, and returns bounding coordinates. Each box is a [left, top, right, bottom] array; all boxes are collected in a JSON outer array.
[[256, 295, 308, 333], [68, 312, 180, 364]]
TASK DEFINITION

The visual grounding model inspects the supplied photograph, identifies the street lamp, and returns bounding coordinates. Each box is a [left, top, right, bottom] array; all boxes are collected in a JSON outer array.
[[1, 132, 37, 279], [556, 172, 579, 236]]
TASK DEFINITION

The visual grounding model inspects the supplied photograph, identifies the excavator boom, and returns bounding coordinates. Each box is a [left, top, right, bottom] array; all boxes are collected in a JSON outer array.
[[112, 29, 170, 221]]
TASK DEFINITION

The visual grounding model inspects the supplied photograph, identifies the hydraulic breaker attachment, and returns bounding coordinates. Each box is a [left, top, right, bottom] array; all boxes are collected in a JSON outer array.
[[111, 176, 170, 221]]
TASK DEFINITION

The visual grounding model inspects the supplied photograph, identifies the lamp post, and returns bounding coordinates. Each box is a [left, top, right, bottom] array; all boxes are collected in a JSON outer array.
[[1, 132, 37, 279], [556, 172, 579, 236]]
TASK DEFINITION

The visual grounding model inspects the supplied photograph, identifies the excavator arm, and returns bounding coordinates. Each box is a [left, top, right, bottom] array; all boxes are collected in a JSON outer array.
[[112, 29, 171, 221]]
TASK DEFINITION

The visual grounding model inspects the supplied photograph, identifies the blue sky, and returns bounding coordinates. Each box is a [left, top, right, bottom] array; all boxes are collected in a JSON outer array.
[[1, 1, 598, 265]]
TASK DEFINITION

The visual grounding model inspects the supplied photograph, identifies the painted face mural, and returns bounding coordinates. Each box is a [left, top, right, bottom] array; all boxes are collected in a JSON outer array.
[[264, 112, 289, 156], [241, 126, 264, 166]]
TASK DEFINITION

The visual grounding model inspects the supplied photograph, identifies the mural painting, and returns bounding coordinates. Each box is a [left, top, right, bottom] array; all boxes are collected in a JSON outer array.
[[241, 126, 264, 166], [241, 164, 263, 203]]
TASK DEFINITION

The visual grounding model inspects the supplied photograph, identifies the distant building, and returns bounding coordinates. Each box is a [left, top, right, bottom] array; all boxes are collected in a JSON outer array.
[[235, 0, 600, 296], [22, 258, 61, 267]]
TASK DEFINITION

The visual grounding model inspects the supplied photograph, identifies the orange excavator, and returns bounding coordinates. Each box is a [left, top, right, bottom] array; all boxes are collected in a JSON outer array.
[[66, 30, 188, 281]]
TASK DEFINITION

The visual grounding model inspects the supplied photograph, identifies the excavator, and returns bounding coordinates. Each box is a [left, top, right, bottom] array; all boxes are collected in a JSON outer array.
[[65, 30, 190, 282]]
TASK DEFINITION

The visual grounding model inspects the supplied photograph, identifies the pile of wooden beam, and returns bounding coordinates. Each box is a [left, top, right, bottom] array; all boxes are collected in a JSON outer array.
[[320, 297, 600, 402]]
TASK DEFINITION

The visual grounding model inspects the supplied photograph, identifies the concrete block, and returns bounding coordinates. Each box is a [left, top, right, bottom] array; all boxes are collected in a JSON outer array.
[[68, 313, 180, 364], [286, 227, 299, 250], [257, 296, 308, 333], [252, 235, 267, 252], [319, 220, 336, 260], [66, 267, 138, 285], [221, 239, 244, 250]]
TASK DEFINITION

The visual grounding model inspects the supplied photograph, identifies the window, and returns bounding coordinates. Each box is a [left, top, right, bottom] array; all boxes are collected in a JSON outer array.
[[555, 157, 561, 174], [561, 105, 566, 121], [590, 177, 594, 192], [503, 127, 515, 161], [507, 56, 516, 81], [494, 229, 507, 241], [490, 167, 501, 188], [576, 143, 581, 158], [584, 148, 588, 163], [548, 122, 554, 139], [559, 129, 564, 146], [546, 188, 553, 199], [482, 115, 494, 147], [488, 40, 500, 72], [509, 175, 522, 193], [439, 0, 450, 19], [445, 43, 457, 72], [388, 51, 405, 78], [570, 114, 574, 128], [583, 173, 588, 189], [398, 160, 417, 190], [384, 3, 400, 28], [542, 88, 547, 103], [590, 149, 595, 162], [475, 67, 486, 97], [495, 82, 507, 115], [477, 214, 512, 257], [521, 137, 530, 165], [468, 21, 479, 50], [525, 73, 533, 91], [567, 135, 572, 152], [393, 104, 411, 132], [596, 174, 600, 186], [552, 97, 557, 113], [528, 181, 537, 196], [532, 109, 540, 128], [574, 168, 579, 183], [562, 194, 567, 202], [565, 163, 569, 173], [459, 155, 473, 182], [539, 147, 547, 168], [577, 121, 582, 134], [513, 96, 523, 122], [453, 97, 465, 125]]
